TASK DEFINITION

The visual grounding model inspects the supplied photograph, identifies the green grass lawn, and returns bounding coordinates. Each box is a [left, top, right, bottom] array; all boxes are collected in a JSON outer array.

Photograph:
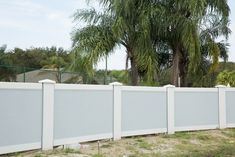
[[4, 129, 235, 157]]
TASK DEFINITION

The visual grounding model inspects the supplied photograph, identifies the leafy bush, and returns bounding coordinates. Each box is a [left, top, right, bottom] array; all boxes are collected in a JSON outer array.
[[216, 70, 235, 87]]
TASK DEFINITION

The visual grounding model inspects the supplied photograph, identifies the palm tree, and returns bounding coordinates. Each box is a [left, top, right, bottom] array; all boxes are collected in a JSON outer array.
[[150, 0, 230, 86], [40, 55, 66, 83], [68, 49, 94, 84], [189, 12, 230, 87], [72, 0, 157, 86]]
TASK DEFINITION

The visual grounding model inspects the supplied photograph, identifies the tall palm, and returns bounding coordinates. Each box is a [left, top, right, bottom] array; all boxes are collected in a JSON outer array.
[[72, 0, 157, 86], [152, 0, 230, 86], [188, 13, 230, 87]]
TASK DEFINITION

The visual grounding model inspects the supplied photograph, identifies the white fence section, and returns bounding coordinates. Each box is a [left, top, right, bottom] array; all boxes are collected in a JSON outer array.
[[0, 80, 235, 155], [121, 86, 167, 136], [54, 84, 113, 146], [0, 82, 42, 154], [174, 88, 219, 131]]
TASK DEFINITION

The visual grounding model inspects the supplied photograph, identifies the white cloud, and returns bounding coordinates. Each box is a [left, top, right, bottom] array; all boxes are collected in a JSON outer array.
[[0, 0, 75, 50], [0, 0, 44, 30], [0, 0, 46, 18], [48, 12, 63, 20], [0, 20, 29, 30], [46, 11, 73, 29]]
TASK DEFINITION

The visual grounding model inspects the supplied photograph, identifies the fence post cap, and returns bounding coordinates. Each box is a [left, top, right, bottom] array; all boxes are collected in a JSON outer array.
[[215, 85, 227, 88], [109, 82, 122, 86], [39, 79, 56, 84], [164, 84, 175, 88]]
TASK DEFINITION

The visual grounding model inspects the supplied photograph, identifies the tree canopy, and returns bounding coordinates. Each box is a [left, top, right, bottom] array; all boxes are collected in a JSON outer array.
[[72, 0, 231, 86]]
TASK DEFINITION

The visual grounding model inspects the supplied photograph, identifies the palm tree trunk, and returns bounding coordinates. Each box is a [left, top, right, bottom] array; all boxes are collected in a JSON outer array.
[[172, 46, 189, 87], [130, 56, 138, 86], [56, 71, 60, 83], [179, 56, 188, 87], [172, 47, 180, 87], [126, 46, 139, 86]]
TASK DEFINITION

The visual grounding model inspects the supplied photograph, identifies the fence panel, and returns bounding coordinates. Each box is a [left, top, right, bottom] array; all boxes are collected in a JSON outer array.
[[54, 84, 113, 146], [174, 88, 219, 131], [226, 89, 235, 127], [0, 83, 42, 154], [121, 86, 167, 137]]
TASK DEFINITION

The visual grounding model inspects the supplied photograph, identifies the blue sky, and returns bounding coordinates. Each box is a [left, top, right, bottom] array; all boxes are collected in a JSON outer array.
[[0, 0, 234, 70]]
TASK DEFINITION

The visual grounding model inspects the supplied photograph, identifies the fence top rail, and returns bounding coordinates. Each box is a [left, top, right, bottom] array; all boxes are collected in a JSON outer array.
[[174, 87, 218, 92], [0, 82, 42, 89], [122, 86, 166, 92], [55, 83, 113, 91], [225, 88, 235, 92]]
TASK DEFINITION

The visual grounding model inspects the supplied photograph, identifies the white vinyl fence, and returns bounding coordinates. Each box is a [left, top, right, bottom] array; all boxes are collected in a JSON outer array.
[[0, 80, 235, 155]]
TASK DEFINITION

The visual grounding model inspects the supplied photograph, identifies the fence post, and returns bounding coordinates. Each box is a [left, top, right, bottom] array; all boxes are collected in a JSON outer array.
[[216, 85, 227, 129], [110, 82, 122, 140], [39, 79, 56, 150], [164, 84, 175, 134]]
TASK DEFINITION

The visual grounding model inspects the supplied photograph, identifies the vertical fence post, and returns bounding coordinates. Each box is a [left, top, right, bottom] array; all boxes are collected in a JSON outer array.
[[164, 84, 175, 134], [39, 79, 56, 150], [110, 82, 122, 140], [216, 85, 227, 129]]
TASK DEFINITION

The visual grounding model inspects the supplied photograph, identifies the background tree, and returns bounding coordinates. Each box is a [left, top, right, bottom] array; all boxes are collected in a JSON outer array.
[[0, 45, 16, 81], [217, 70, 235, 87], [40, 55, 66, 83], [0, 46, 73, 82]]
